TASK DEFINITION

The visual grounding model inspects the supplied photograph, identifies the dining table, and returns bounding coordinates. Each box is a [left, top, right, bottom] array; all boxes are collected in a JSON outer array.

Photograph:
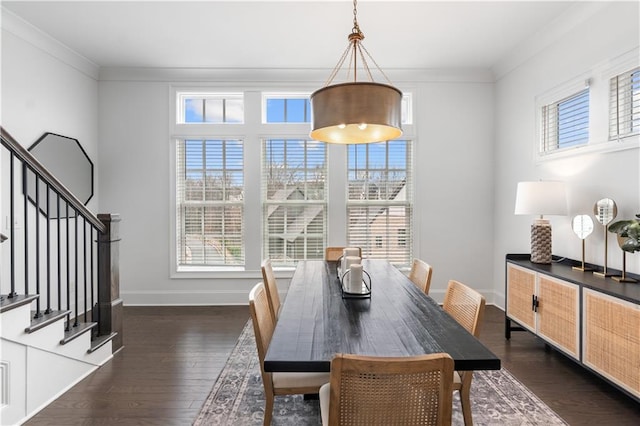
[[264, 259, 501, 373]]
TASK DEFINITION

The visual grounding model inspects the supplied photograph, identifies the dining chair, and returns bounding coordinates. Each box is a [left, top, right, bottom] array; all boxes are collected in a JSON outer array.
[[324, 246, 362, 262], [408, 258, 433, 294], [249, 282, 330, 426], [261, 258, 281, 323], [319, 353, 454, 426], [443, 279, 486, 426]]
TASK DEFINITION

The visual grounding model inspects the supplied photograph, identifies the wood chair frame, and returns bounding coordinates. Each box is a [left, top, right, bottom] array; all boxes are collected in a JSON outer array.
[[443, 279, 486, 426]]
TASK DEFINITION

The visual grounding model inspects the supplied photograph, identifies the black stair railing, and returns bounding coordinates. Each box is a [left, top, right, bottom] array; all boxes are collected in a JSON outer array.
[[1, 127, 122, 352]]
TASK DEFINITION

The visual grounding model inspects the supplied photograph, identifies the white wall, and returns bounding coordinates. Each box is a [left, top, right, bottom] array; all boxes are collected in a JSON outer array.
[[97, 72, 496, 305], [414, 82, 495, 299], [0, 11, 99, 167], [493, 1, 640, 307], [0, 11, 100, 294]]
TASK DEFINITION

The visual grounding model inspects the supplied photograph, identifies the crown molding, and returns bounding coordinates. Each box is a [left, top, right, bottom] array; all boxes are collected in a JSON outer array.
[[492, 1, 610, 81], [1, 6, 99, 80], [98, 66, 495, 84]]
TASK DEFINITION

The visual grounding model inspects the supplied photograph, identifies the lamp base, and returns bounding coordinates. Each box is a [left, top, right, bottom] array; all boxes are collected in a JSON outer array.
[[530, 219, 552, 264]]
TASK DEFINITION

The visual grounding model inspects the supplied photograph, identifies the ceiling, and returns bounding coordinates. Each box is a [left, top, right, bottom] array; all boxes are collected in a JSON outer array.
[[2, 1, 580, 71]]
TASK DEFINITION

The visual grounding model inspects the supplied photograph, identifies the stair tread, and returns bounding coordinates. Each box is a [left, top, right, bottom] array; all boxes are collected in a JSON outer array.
[[61, 322, 97, 345], [0, 294, 39, 313], [89, 332, 117, 353], [26, 310, 71, 334]]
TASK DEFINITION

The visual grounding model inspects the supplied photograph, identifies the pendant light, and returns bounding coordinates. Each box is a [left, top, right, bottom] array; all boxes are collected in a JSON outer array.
[[310, 0, 402, 144]]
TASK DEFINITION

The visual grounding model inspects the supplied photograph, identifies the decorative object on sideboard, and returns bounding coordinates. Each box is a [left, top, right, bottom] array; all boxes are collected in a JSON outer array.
[[309, 0, 402, 144], [514, 181, 568, 264], [571, 214, 594, 271], [593, 198, 618, 278], [608, 214, 640, 283]]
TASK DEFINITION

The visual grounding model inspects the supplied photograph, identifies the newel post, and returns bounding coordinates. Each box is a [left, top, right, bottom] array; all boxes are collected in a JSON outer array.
[[97, 213, 124, 352]]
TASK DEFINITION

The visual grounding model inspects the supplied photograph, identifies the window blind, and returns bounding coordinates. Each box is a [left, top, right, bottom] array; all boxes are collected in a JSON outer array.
[[176, 139, 244, 266], [262, 139, 327, 267], [541, 88, 589, 153], [609, 67, 640, 140], [347, 140, 413, 266]]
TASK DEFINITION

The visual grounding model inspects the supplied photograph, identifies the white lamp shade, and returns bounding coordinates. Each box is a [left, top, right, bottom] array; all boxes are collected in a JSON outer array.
[[514, 181, 568, 216]]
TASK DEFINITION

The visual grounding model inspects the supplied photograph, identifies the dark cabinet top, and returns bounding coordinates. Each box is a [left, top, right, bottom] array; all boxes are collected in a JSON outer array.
[[506, 254, 640, 304], [264, 259, 500, 373]]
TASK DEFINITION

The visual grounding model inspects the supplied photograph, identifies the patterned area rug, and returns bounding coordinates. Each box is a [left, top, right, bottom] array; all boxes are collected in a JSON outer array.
[[194, 321, 567, 425]]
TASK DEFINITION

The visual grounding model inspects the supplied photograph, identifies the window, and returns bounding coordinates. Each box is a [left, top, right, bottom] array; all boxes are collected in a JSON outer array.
[[173, 89, 414, 272], [609, 67, 640, 140], [262, 139, 327, 266], [263, 94, 311, 123], [176, 139, 244, 266], [347, 140, 413, 265], [540, 88, 590, 153], [178, 93, 244, 123], [401, 93, 413, 125]]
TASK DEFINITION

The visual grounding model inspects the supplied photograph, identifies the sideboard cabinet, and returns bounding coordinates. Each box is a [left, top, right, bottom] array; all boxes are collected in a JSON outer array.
[[505, 254, 640, 402]]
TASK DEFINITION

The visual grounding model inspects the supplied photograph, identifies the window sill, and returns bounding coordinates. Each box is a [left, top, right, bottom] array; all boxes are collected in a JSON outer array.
[[171, 265, 295, 279], [536, 135, 639, 163]]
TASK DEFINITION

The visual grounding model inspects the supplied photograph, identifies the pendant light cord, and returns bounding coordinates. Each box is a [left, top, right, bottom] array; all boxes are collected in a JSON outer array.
[[323, 0, 394, 87]]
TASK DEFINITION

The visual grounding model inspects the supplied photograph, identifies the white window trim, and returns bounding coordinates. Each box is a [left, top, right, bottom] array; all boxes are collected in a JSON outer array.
[[169, 85, 417, 278], [535, 75, 591, 158], [170, 87, 253, 277], [605, 55, 640, 144], [534, 49, 640, 163]]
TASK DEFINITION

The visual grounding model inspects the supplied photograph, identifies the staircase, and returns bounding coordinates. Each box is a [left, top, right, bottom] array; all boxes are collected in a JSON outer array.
[[1, 127, 122, 425], [1, 296, 113, 425]]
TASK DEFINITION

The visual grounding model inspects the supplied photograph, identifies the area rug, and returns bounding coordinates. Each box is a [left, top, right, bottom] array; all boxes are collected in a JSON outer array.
[[194, 321, 567, 425]]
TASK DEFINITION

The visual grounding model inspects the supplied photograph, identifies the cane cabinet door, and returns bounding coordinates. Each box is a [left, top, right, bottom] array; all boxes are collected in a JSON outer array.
[[583, 289, 640, 399], [537, 275, 579, 360], [506, 264, 536, 332]]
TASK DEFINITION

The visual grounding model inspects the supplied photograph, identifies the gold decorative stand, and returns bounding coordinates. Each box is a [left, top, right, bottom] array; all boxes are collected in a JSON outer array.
[[573, 239, 594, 272], [572, 214, 594, 272], [612, 236, 638, 283], [593, 198, 617, 278]]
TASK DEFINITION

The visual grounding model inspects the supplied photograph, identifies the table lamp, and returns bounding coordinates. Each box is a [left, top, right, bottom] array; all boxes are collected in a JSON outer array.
[[515, 181, 568, 264]]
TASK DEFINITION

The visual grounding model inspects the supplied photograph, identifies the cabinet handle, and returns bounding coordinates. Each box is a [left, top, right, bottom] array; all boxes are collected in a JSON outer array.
[[534, 295, 539, 312], [532, 294, 536, 311]]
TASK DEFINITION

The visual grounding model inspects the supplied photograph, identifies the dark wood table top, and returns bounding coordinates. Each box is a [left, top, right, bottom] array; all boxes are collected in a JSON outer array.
[[264, 259, 501, 373]]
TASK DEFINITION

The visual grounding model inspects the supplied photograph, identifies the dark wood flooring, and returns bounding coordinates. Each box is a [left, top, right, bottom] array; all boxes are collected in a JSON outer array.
[[25, 305, 639, 425]]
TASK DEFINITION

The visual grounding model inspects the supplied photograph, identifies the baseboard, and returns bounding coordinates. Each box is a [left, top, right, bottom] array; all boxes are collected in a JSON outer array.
[[121, 290, 248, 306]]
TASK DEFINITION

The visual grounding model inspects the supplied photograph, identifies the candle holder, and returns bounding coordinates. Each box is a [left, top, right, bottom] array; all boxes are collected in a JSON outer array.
[[340, 268, 372, 299]]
